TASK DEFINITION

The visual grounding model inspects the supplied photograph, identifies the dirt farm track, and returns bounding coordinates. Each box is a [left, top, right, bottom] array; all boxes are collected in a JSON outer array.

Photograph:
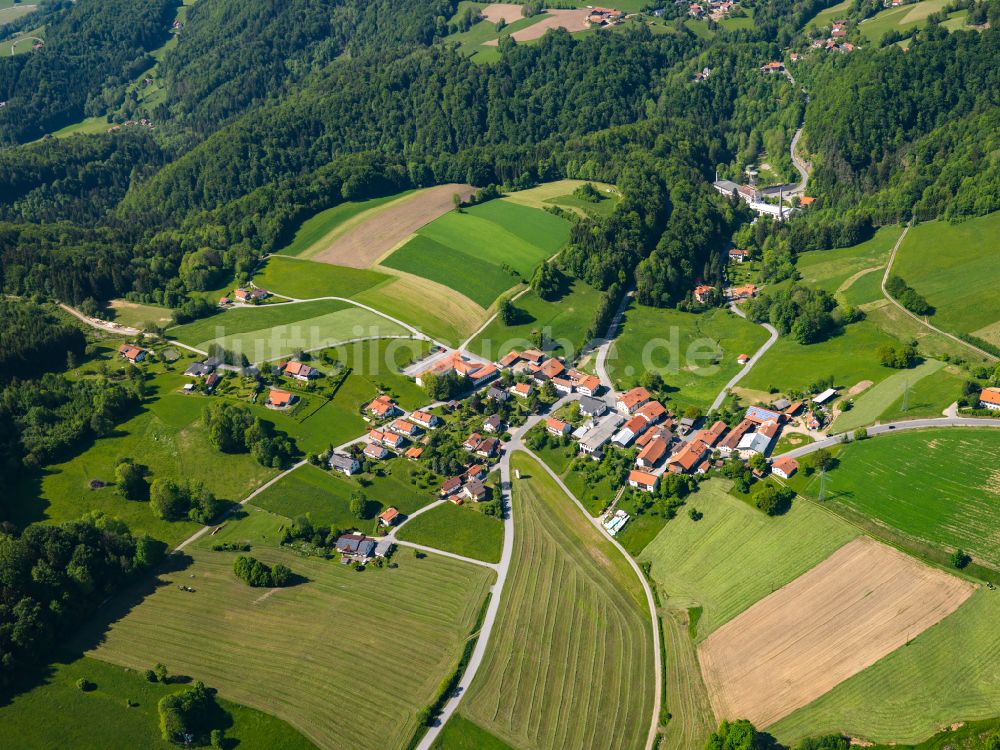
[[311, 183, 474, 268], [698, 536, 974, 728]]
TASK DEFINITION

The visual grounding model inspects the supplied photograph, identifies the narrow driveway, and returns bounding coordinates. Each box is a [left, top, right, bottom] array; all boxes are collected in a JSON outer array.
[[709, 303, 778, 412]]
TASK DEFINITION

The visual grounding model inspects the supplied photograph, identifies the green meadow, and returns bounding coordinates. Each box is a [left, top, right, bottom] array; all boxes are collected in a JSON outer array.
[[859, 0, 958, 42], [275, 191, 415, 257], [381, 200, 570, 308], [0, 656, 316, 750], [892, 212, 1000, 346], [91, 508, 493, 750], [639, 480, 859, 640], [802, 0, 851, 30], [771, 589, 1000, 745], [435, 714, 515, 750], [607, 303, 770, 412], [795, 225, 902, 303], [397, 501, 504, 564], [169, 300, 409, 361], [740, 319, 899, 395], [466, 276, 605, 360], [877, 364, 964, 421], [830, 358, 945, 432], [462, 453, 654, 750], [795, 429, 1000, 568], [252, 255, 391, 300]]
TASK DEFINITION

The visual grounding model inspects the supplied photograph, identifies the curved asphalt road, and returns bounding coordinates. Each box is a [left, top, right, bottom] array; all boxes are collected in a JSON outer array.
[[709, 303, 779, 412]]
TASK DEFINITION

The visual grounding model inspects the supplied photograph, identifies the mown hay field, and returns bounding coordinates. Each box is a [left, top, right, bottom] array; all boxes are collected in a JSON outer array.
[[397, 501, 504, 564], [892, 212, 1000, 346], [639, 480, 859, 640], [462, 452, 655, 750], [796, 429, 1000, 568], [699, 537, 973, 727], [92, 509, 494, 750]]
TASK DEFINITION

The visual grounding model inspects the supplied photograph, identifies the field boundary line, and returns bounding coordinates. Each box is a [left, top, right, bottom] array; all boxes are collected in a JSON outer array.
[[881, 220, 997, 362], [523, 448, 662, 750]]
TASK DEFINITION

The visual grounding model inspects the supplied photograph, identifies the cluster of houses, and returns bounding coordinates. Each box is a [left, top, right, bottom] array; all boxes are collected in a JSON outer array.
[[107, 118, 154, 134], [415, 351, 498, 390], [220, 287, 271, 306], [587, 6, 625, 25], [499, 349, 602, 396], [439, 464, 491, 504], [809, 21, 856, 53], [688, 0, 737, 20], [183, 355, 222, 393]]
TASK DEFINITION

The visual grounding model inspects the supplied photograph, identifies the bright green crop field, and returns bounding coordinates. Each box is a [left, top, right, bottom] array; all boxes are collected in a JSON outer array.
[[91, 508, 494, 750], [607, 303, 770, 412], [381, 201, 570, 308], [795, 429, 1000, 568], [275, 192, 415, 257], [892, 212, 1000, 346], [770, 589, 1000, 745], [0, 656, 316, 750], [169, 300, 408, 362], [397, 501, 504, 564], [252, 255, 391, 300], [462, 452, 655, 750], [639, 479, 859, 640], [466, 276, 604, 360]]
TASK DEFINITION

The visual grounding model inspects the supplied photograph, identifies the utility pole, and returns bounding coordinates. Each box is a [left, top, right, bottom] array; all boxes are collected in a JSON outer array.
[[819, 466, 827, 502], [902, 380, 910, 413]]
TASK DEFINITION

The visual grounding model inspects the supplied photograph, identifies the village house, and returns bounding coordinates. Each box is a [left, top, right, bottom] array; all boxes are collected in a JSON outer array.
[[520, 349, 545, 366], [405, 446, 423, 461], [476, 437, 500, 459], [573, 374, 602, 397], [628, 470, 660, 493], [668, 439, 710, 474], [552, 377, 575, 395], [617, 386, 651, 414], [439, 476, 463, 498], [483, 414, 505, 433], [511, 382, 533, 398], [579, 396, 608, 418], [390, 418, 421, 438], [378, 507, 400, 527], [233, 287, 270, 302], [540, 358, 566, 379], [636, 400, 667, 425], [979, 388, 1000, 411], [498, 350, 522, 369], [694, 285, 715, 304], [463, 432, 483, 451], [689, 3, 705, 16], [728, 247, 751, 263], [486, 385, 509, 403], [464, 464, 487, 482], [761, 60, 785, 73], [729, 283, 757, 301], [415, 351, 497, 388], [335, 534, 376, 562], [546, 418, 571, 437], [118, 344, 148, 363], [737, 353, 751, 365], [718, 418, 754, 456], [184, 357, 220, 377], [328, 452, 360, 476], [409, 410, 440, 429], [745, 405, 783, 424], [772, 456, 799, 479], [283, 360, 318, 381], [266, 388, 296, 408], [367, 394, 401, 419], [737, 419, 779, 458], [461, 480, 488, 502], [579, 413, 624, 456], [637, 437, 669, 469], [613, 414, 651, 447], [363, 442, 389, 460], [204, 372, 220, 393]]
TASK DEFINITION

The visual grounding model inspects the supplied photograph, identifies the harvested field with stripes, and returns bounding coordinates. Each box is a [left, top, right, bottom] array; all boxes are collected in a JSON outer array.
[[91, 509, 493, 750], [461, 452, 654, 750], [698, 537, 974, 728]]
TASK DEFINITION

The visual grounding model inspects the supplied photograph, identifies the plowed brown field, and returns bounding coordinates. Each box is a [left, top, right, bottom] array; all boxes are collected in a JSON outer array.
[[698, 536, 974, 728]]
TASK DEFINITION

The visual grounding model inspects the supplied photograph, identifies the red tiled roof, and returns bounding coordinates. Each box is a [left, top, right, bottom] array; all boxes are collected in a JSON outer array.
[[772, 456, 799, 476], [268, 389, 293, 407], [629, 469, 658, 486], [379, 507, 399, 522], [980, 388, 1000, 406], [638, 438, 668, 465], [619, 387, 651, 410]]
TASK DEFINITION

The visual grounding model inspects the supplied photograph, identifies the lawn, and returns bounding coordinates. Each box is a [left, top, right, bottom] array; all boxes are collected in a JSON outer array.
[[769, 589, 1000, 745], [91, 508, 494, 750], [397, 502, 504, 564], [251, 255, 392, 300], [462, 452, 655, 750], [275, 191, 415, 257], [434, 714, 515, 750], [607, 303, 770, 413], [795, 429, 1000, 568], [466, 276, 604, 361], [7, 369, 273, 547], [639, 479, 860, 640], [830, 358, 945, 432], [795, 225, 902, 302], [859, 0, 952, 42], [328, 336, 431, 410], [892, 212, 1000, 346], [740, 319, 899, 396], [381, 200, 570, 308], [529, 439, 619, 517], [0, 656, 316, 750], [108, 299, 174, 329], [168, 300, 409, 362], [254, 460, 439, 531]]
